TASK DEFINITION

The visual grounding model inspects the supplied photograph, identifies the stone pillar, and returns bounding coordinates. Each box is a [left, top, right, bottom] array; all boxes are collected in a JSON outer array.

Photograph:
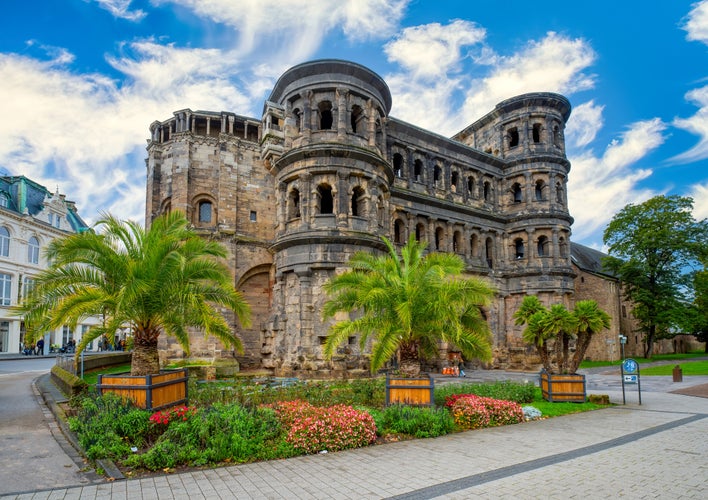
[[301, 173, 312, 229], [337, 88, 347, 139], [552, 228, 560, 266], [337, 172, 348, 228], [276, 182, 287, 235], [206, 117, 211, 136], [367, 100, 376, 147], [524, 172, 533, 205], [228, 115, 234, 135]]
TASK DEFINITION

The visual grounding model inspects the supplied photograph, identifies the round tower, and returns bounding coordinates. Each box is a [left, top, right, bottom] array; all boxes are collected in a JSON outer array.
[[261, 60, 394, 376]]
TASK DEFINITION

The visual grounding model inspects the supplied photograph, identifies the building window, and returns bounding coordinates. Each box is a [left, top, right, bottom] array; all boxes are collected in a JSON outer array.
[[319, 101, 333, 130], [451, 172, 459, 192], [62, 325, 74, 346], [198, 201, 212, 223], [537, 236, 549, 257], [48, 213, 53, 225], [22, 276, 35, 299], [535, 181, 546, 201], [394, 219, 405, 244], [351, 187, 365, 217], [393, 153, 404, 178], [351, 105, 363, 134], [317, 184, 333, 214], [0, 273, 11, 306], [435, 227, 444, 251], [55, 216, 61, 228], [509, 127, 519, 148], [483, 181, 491, 202], [0, 194, 8, 208], [293, 108, 302, 132], [0, 227, 9, 257], [470, 234, 479, 257], [512, 183, 522, 203], [415, 223, 425, 242], [453, 231, 462, 253], [486, 238, 494, 268], [467, 176, 475, 196], [250, 211, 257, 222], [514, 238, 525, 259], [28, 236, 40, 264], [414, 159, 423, 181], [532, 123, 542, 143], [433, 165, 442, 187], [288, 188, 301, 219]]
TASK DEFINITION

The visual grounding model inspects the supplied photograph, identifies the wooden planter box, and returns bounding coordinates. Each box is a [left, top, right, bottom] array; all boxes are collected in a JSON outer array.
[[96, 368, 188, 411], [539, 370, 586, 403], [385, 373, 434, 406]]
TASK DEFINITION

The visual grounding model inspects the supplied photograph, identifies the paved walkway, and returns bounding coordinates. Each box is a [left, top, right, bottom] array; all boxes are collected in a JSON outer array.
[[1, 362, 707, 499]]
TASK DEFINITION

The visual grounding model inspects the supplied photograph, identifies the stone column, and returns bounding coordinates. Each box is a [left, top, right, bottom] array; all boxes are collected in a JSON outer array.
[[337, 88, 348, 139], [552, 228, 560, 266], [337, 172, 348, 228]]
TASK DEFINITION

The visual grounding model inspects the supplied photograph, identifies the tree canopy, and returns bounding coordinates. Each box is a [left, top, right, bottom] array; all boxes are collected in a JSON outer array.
[[603, 195, 708, 357], [16, 211, 251, 375], [322, 235, 495, 376]]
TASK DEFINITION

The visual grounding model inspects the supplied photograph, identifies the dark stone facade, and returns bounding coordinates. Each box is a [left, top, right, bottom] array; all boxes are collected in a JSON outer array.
[[145, 59, 579, 376]]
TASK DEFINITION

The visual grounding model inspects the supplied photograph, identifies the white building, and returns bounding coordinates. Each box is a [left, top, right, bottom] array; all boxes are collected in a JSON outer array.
[[0, 175, 99, 354]]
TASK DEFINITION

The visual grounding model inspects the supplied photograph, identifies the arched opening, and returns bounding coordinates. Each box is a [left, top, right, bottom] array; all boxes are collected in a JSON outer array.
[[556, 181, 564, 203], [415, 223, 426, 242], [453, 231, 462, 253], [467, 176, 475, 196], [351, 105, 363, 133], [288, 188, 301, 219], [537, 236, 549, 257], [483, 181, 491, 202], [351, 186, 365, 217], [535, 180, 546, 201], [319, 101, 333, 130], [532, 123, 542, 143], [485, 237, 494, 268], [509, 127, 519, 148], [553, 125, 560, 147], [512, 183, 522, 203], [393, 153, 404, 178], [451, 172, 459, 192], [435, 227, 444, 251], [293, 108, 302, 132], [514, 238, 525, 259], [28, 236, 40, 264], [394, 219, 405, 244], [317, 184, 333, 214], [414, 159, 423, 181], [433, 165, 442, 187]]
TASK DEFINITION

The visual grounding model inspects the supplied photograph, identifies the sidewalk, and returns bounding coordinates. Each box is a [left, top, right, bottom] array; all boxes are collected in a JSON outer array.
[[2, 369, 707, 499]]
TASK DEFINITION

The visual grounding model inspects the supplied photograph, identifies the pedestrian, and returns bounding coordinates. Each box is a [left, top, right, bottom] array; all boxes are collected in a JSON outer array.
[[36, 338, 44, 356], [458, 358, 466, 378]]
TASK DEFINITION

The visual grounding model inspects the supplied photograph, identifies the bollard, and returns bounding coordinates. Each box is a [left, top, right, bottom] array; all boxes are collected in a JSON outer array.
[[672, 365, 683, 383]]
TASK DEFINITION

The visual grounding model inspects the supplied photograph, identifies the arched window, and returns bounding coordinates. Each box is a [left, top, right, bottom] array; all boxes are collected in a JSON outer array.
[[451, 172, 459, 192], [433, 165, 442, 187], [393, 153, 404, 178], [435, 227, 444, 251], [514, 238, 525, 259], [467, 176, 475, 196], [0, 227, 8, 257], [414, 159, 423, 181], [319, 101, 333, 130], [537, 236, 549, 257], [288, 188, 301, 219], [453, 231, 462, 253], [553, 125, 560, 147], [293, 108, 302, 132], [509, 127, 519, 148], [198, 201, 212, 223], [535, 181, 546, 201], [415, 223, 426, 242], [559, 237, 568, 258], [394, 219, 405, 244], [532, 123, 542, 143], [486, 238, 494, 268], [28, 236, 40, 264], [351, 105, 363, 133], [351, 186, 365, 217], [512, 183, 522, 203], [483, 181, 491, 202], [318, 184, 333, 214], [556, 181, 564, 204]]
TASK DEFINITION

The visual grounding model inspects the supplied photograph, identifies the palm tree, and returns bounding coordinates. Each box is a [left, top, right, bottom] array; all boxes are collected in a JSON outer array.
[[569, 300, 611, 373], [16, 211, 251, 376], [514, 296, 610, 374], [322, 235, 495, 377]]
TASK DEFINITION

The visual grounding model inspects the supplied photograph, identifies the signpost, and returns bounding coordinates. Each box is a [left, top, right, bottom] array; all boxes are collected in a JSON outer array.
[[619, 335, 642, 405]]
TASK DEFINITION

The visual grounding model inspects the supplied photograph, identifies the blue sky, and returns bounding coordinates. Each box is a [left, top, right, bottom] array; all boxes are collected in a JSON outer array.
[[1, 0, 707, 248]]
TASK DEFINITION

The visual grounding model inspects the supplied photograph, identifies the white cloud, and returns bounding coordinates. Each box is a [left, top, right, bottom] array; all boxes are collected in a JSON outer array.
[[93, 0, 146, 21], [687, 182, 708, 220], [567, 118, 667, 241], [683, 0, 708, 45], [565, 100, 604, 149], [384, 20, 486, 79], [672, 85, 708, 163]]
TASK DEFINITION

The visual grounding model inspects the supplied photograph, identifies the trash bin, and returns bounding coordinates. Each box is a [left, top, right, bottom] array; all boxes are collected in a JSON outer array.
[[672, 365, 683, 383]]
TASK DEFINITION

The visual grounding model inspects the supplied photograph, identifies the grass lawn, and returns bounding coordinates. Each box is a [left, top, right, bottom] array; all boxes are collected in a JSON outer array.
[[580, 351, 707, 369], [639, 360, 708, 376]]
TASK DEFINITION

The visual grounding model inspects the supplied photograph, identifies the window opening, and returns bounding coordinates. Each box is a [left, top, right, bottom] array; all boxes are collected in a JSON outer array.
[[512, 183, 522, 203], [467, 176, 475, 195], [433, 165, 441, 186], [415, 223, 425, 242], [198, 201, 212, 223], [514, 238, 524, 259], [0, 194, 7, 208], [0, 227, 8, 257], [319, 101, 333, 130], [393, 153, 403, 178], [351, 105, 363, 133], [532, 123, 542, 143], [0, 273, 10, 305], [556, 182, 564, 203], [453, 231, 461, 253], [486, 238, 493, 268], [414, 159, 423, 181], [250, 211, 257, 222], [318, 184, 333, 214], [394, 219, 404, 244], [28, 236, 39, 264], [509, 127, 519, 148], [535, 181, 545, 201], [22, 276, 34, 299], [451, 172, 459, 192], [288, 188, 301, 219], [470, 234, 479, 257], [293, 108, 302, 132], [435, 228, 444, 250], [537, 236, 549, 257], [483, 181, 491, 202], [351, 187, 365, 217]]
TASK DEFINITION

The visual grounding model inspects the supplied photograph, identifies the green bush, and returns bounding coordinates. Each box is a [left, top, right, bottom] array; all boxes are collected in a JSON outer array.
[[126, 403, 294, 470], [374, 405, 454, 438], [434, 380, 535, 406], [68, 393, 153, 460]]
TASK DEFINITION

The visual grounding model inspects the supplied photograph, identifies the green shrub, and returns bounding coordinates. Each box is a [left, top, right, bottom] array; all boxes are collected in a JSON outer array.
[[68, 393, 153, 460], [375, 405, 454, 438], [126, 403, 293, 470], [434, 380, 535, 406]]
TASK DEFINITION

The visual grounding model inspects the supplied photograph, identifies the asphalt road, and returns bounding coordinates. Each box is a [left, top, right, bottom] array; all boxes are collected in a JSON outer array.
[[0, 358, 92, 495]]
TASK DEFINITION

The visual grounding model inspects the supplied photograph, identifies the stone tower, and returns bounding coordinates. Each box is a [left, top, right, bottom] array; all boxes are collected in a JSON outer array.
[[145, 59, 576, 376]]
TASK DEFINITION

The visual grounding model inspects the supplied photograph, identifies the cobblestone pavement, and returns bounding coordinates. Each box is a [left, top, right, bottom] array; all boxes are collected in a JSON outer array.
[[1, 362, 707, 499]]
